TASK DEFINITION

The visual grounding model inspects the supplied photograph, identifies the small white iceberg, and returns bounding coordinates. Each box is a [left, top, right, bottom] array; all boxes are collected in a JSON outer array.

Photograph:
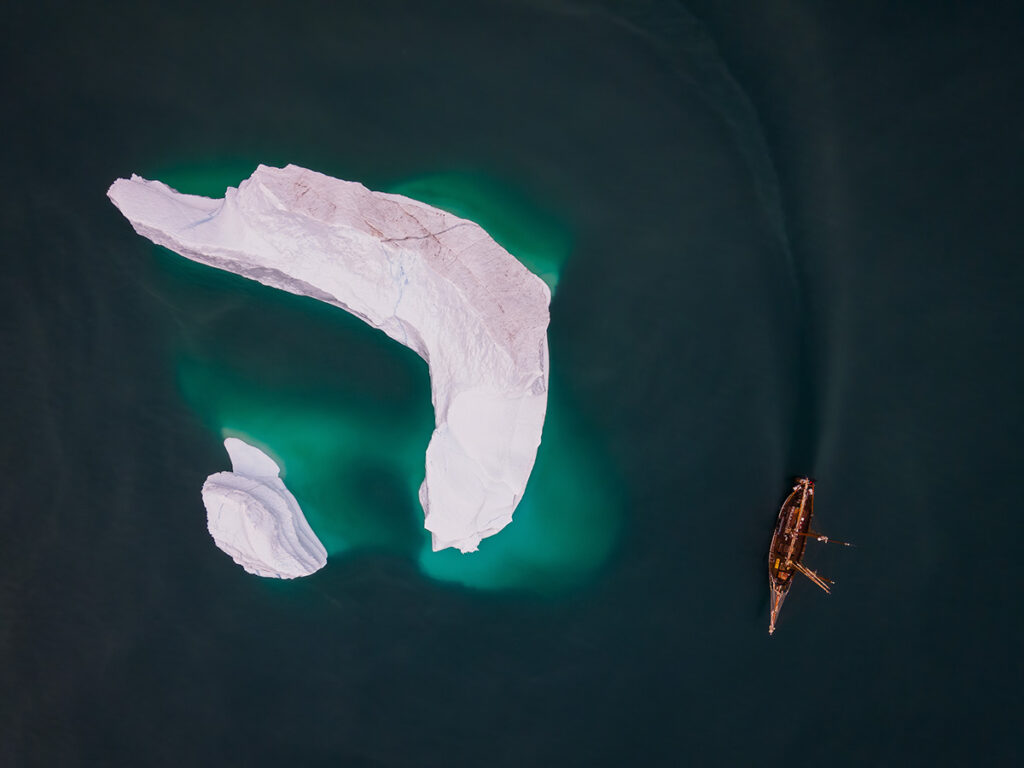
[[203, 437, 327, 579], [109, 164, 551, 553]]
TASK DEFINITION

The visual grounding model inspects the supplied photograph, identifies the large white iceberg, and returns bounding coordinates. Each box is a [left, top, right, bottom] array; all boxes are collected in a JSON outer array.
[[203, 437, 327, 578], [108, 164, 551, 553]]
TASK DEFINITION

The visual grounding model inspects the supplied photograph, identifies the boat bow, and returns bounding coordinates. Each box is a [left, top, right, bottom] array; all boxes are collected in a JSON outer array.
[[768, 584, 787, 635]]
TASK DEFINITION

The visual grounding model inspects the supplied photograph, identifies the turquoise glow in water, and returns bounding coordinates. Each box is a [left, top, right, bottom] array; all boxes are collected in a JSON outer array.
[[178, 353, 433, 557], [150, 164, 618, 591], [416, 392, 621, 591]]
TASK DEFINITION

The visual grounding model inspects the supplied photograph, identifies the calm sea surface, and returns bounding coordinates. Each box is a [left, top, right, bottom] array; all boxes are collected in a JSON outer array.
[[3, 1, 1021, 765]]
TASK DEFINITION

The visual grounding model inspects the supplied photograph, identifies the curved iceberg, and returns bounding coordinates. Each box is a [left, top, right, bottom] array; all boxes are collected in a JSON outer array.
[[109, 164, 551, 552], [203, 437, 327, 578]]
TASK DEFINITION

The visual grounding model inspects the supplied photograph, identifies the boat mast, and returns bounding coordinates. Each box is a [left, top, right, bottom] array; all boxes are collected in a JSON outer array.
[[792, 531, 855, 547], [790, 560, 833, 593]]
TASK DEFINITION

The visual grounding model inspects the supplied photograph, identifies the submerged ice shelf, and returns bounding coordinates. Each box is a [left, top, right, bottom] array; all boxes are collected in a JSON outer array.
[[204, 438, 327, 578], [109, 164, 551, 553]]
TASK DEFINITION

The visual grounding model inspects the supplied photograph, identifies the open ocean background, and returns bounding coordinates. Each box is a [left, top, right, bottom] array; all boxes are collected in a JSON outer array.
[[2, 1, 1022, 765]]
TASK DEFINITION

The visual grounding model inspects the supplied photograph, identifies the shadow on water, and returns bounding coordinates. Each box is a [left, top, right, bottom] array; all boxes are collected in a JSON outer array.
[[342, 460, 424, 555]]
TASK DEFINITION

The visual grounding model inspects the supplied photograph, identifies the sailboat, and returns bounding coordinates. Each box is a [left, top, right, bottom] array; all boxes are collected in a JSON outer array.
[[768, 477, 852, 634]]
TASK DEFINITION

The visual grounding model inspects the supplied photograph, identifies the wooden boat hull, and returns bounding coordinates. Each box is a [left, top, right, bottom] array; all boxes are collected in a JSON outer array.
[[767, 477, 815, 634]]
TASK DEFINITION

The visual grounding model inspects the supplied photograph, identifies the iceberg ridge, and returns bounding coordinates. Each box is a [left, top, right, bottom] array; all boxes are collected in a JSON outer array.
[[109, 165, 551, 553]]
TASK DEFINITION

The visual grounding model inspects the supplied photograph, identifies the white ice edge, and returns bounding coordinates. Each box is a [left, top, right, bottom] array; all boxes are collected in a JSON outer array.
[[203, 437, 327, 579], [109, 164, 551, 553]]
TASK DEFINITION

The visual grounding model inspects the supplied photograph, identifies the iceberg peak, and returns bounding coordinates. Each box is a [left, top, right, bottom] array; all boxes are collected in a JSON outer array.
[[203, 438, 327, 579]]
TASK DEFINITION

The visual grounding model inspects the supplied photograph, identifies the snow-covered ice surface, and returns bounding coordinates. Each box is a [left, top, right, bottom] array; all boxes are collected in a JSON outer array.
[[203, 437, 327, 579], [109, 164, 551, 553]]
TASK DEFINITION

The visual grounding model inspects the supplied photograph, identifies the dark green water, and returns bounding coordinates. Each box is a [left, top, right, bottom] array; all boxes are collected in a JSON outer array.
[[3, 1, 1021, 766]]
